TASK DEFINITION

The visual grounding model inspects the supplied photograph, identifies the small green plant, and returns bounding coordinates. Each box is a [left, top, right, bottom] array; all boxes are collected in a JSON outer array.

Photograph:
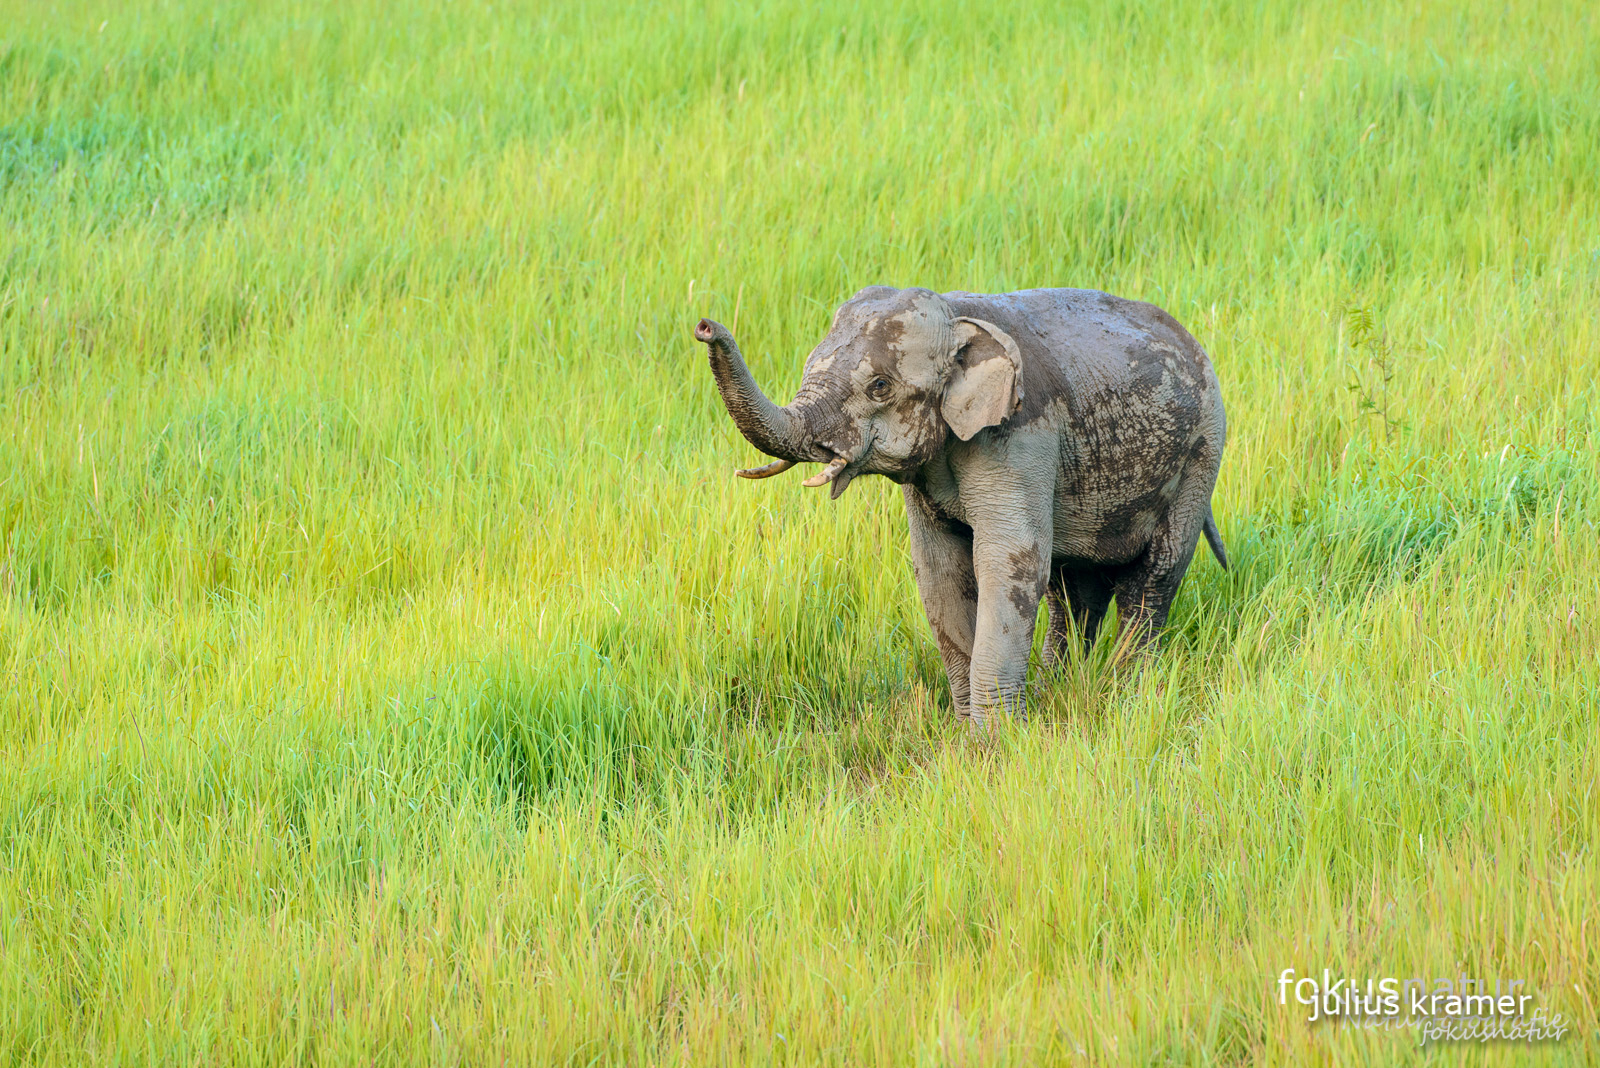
[[1343, 304, 1406, 443]]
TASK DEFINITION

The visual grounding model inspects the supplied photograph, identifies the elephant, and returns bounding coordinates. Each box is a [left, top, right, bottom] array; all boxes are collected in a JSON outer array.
[[693, 285, 1227, 724]]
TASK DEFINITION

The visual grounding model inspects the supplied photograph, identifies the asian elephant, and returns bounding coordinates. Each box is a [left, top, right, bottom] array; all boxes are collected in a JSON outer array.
[[693, 286, 1227, 724]]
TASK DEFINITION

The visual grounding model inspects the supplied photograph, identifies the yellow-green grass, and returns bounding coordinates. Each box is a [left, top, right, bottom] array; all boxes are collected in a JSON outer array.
[[2, 0, 1597, 1063]]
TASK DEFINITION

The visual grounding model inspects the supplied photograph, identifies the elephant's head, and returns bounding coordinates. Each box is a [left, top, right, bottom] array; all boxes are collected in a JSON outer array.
[[694, 287, 1023, 498]]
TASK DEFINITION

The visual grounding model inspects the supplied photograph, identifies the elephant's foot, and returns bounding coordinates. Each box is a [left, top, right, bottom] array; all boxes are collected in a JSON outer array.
[[963, 692, 1028, 729]]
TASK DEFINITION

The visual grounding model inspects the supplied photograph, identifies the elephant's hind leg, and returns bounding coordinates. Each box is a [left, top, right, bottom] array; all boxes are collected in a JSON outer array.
[[1043, 585, 1072, 670], [1112, 441, 1222, 649], [1044, 567, 1114, 667]]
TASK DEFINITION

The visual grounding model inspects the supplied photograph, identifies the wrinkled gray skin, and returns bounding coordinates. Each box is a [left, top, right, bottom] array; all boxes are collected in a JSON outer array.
[[695, 286, 1227, 724]]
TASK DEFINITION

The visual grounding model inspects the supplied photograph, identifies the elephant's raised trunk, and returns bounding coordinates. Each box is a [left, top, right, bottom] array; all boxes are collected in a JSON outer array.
[[695, 318, 815, 464]]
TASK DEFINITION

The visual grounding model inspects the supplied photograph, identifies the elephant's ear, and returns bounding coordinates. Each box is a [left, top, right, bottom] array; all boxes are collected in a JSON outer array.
[[941, 317, 1024, 441]]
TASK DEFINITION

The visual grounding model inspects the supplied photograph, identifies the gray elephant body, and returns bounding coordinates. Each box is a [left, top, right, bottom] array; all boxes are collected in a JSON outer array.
[[696, 286, 1226, 723]]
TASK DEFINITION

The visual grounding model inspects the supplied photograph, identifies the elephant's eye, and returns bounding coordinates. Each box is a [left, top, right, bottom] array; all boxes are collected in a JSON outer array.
[[867, 377, 892, 401]]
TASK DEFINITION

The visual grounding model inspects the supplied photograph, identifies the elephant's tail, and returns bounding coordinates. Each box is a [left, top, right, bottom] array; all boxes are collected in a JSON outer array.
[[1203, 509, 1229, 571]]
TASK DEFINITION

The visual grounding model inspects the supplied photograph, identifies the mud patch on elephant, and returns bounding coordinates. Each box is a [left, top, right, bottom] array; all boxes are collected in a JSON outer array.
[[1008, 349, 1071, 428], [1126, 343, 1171, 394], [1006, 544, 1044, 584], [959, 565, 980, 603], [1091, 496, 1163, 558], [930, 620, 969, 663], [881, 396, 949, 469], [1007, 584, 1040, 618], [1005, 544, 1047, 616], [872, 314, 907, 357]]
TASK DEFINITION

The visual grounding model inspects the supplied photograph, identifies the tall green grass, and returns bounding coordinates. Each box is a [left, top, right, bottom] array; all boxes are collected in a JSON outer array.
[[2, 0, 1597, 1062]]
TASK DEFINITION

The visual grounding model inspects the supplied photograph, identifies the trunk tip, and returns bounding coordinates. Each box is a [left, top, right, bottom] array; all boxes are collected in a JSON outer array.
[[694, 318, 719, 343]]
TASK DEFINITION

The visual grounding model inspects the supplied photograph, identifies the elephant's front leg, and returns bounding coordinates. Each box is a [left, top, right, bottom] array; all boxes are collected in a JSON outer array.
[[968, 523, 1052, 724], [904, 487, 978, 719]]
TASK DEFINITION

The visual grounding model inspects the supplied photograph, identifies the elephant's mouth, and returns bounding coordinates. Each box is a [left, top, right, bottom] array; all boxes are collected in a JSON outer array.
[[732, 439, 870, 501], [799, 454, 851, 498], [801, 438, 873, 500]]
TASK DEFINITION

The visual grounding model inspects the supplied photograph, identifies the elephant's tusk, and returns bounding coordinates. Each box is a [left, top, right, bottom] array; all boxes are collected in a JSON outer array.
[[734, 458, 797, 480], [802, 457, 848, 488]]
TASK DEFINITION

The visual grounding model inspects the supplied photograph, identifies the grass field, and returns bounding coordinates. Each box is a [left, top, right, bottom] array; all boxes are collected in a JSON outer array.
[[2, 0, 1598, 1063]]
